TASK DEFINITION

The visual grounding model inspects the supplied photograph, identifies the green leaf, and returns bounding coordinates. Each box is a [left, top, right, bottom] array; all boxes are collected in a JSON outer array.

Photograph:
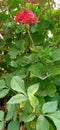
[[51, 118, 60, 130], [39, 80, 56, 97], [20, 113, 35, 123], [0, 80, 6, 89], [7, 22, 15, 29], [27, 83, 39, 95], [27, 126, 33, 130], [27, 77, 39, 109], [47, 111, 60, 120], [49, 123, 55, 130], [30, 63, 47, 80], [8, 94, 27, 104], [47, 114, 60, 130], [0, 40, 5, 49], [5, 104, 17, 121], [28, 94, 39, 108], [16, 39, 25, 52], [16, 26, 23, 33], [0, 89, 9, 98], [31, 24, 37, 33], [8, 120, 19, 130], [52, 93, 60, 106], [0, 111, 4, 121], [7, 104, 17, 112], [23, 101, 32, 113], [0, 122, 4, 130], [11, 76, 26, 95], [8, 0, 20, 8], [5, 74, 12, 88], [54, 111, 60, 119], [0, 12, 9, 21], [9, 46, 18, 59], [6, 112, 15, 121], [36, 115, 49, 130], [10, 60, 18, 68], [47, 65, 60, 77], [45, 82, 56, 97], [42, 101, 57, 114], [51, 49, 60, 62]]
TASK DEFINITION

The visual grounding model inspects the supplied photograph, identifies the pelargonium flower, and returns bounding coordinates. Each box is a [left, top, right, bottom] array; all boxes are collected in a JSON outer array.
[[26, 0, 30, 2], [14, 9, 38, 24], [26, 0, 38, 4], [32, 0, 38, 4]]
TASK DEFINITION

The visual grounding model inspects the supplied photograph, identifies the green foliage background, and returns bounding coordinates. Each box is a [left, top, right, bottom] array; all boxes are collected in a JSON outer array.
[[0, 0, 60, 130]]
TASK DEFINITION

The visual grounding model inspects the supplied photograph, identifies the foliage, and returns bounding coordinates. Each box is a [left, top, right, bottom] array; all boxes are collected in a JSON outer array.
[[0, 0, 60, 130]]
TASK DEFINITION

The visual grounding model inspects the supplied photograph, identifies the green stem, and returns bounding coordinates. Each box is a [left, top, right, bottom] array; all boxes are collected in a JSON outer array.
[[27, 26, 34, 47]]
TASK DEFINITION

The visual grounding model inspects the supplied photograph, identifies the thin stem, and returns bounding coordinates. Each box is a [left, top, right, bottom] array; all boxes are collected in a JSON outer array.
[[27, 27, 34, 47]]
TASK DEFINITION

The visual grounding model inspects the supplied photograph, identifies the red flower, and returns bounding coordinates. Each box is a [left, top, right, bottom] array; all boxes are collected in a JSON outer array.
[[14, 9, 38, 24], [26, 0, 30, 2], [32, 0, 37, 4], [26, 0, 38, 4]]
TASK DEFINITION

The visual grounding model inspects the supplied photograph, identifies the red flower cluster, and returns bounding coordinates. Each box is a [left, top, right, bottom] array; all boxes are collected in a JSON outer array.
[[26, 0, 38, 4], [14, 9, 38, 24]]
